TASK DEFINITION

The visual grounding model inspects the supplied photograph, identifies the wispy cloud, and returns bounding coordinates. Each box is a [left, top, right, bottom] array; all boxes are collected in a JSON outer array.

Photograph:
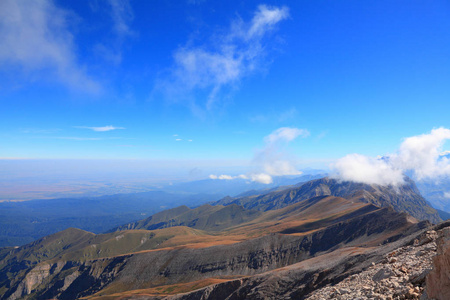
[[21, 128, 61, 134], [332, 127, 450, 186], [0, 0, 100, 92], [74, 125, 125, 132], [155, 5, 289, 112], [53, 136, 122, 141], [107, 0, 134, 38], [209, 127, 308, 184], [249, 108, 298, 124], [173, 134, 193, 142], [93, 0, 135, 64], [209, 174, 248, 180]]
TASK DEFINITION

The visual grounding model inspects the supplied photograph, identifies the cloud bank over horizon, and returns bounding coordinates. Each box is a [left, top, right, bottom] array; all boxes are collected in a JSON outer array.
[[332, 127, 450, 186], [209, 127, 308, 184]]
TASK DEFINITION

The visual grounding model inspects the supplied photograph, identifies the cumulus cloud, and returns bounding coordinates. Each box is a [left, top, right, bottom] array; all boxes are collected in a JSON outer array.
[[0, 0, 100, 92], [74, 125, 125, 132], [209, 127, 308, 184], [392, 127, 450, 180], [250, 173, 273, 184], [155, 4, 289, 111], [332, 154, 404, 186], [332, 127, 450, 186]]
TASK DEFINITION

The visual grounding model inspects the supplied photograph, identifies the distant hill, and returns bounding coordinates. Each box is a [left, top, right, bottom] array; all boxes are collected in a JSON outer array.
[[0, 191, 217, 247], [163, 173, 326, 197], [437, 208, 450, 220], [415, 178, 450, 212]]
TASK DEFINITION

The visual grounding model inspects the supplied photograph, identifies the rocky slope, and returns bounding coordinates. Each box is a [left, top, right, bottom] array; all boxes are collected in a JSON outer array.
[[157, 222, 450, 300]]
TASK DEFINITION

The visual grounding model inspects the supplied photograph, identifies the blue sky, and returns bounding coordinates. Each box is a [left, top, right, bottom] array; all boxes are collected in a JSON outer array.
[[1, 0, 450, 178]]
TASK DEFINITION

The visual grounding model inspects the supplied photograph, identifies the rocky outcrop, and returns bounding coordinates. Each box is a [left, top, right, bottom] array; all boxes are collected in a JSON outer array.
[[425, 227, 450, 300], [306, 230, 439, 300]]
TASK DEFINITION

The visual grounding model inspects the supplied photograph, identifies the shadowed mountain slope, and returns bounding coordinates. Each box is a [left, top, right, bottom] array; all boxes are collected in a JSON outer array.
[[113, 203, 263, 232]]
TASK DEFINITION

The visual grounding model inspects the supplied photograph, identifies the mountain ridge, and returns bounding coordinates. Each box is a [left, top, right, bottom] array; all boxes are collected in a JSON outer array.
[[215, 176, 441, 223]]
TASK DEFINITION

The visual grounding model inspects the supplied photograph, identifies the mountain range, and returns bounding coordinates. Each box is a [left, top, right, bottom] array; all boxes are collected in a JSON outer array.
[[0, 176, 444, 299]]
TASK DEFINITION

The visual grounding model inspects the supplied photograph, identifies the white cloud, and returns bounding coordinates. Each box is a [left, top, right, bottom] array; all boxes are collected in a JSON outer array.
[[250, 173, 273, 184], [248, 5, 289, 38], [209, 174, 248, 180], [251, 127, 308, 182], [262, 160, 302, 177], [264, 127, 309, 144], [175, 139, 182, 141], [54, 136, 121, 141], [332, 154, 404, 186], [332, 127, 450, 186], [209, 127, 307, 184], [392, 127, 450, 180], [74, 125, 125, 132], [156, 5, 289, 111], [444, 192, 450, 199], [441, 150, 450, 156], [0, 0, 100, 92]]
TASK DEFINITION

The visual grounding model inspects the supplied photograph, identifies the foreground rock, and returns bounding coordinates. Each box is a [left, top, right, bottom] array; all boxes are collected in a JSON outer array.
[[425, 226, 450, 300], [306, 230, 438, 300]]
